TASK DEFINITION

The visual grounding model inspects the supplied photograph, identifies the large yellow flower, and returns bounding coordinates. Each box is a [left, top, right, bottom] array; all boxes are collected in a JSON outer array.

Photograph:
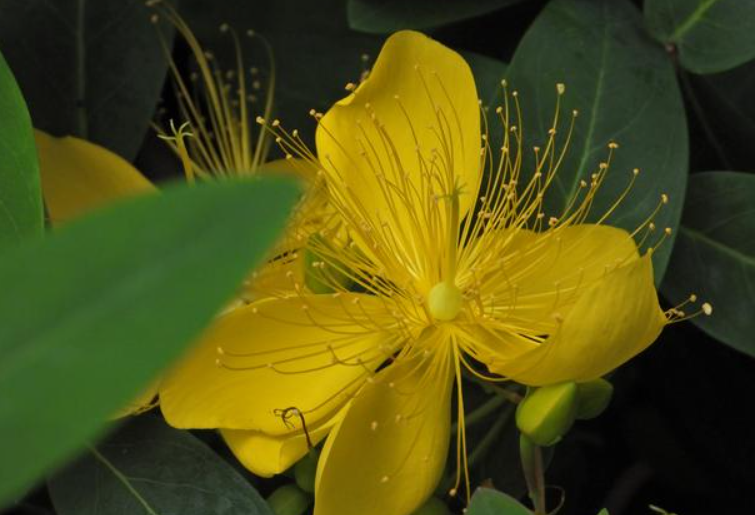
[[158, 30, 708, 515]]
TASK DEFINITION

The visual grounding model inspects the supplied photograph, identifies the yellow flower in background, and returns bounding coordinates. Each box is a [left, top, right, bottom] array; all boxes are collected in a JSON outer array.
[[34, 5, 316, 415], [148, 0, 275, 180], [159, 30, 711, 515]]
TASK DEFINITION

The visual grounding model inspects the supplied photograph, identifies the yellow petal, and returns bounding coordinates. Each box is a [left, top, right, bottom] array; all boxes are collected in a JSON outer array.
[[490, 253, 666, 385], [315, 31, 480, 283], [221, 408, 345, 477], [35, 130, 155, 224], [483, 224, 639, 334], [464, 225, 639, 365], [314, 337, 454, 515], [242, 252, 304, 301], [160, 294, 402, 434]]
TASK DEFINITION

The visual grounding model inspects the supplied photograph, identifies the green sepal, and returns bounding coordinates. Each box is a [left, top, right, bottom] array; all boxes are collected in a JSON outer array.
[[516, 382, 577, 447], [576, 378, 614, 420], [294, 448, 319, 494], [266, 484, 311, 515]]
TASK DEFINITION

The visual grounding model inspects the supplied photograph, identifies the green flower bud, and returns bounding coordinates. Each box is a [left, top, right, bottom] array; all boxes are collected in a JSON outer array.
[[516, 381, 577, 446], [294, 449, 319, 493], [304, 234, 353, 293], [576, 378, 614, 420], [266, 484, 311, 515], [410, 496, 452, 515]]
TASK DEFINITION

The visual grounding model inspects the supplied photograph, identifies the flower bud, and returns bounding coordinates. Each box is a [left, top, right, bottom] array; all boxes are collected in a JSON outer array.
[[576, 378, 613, 420], [294, 449, 319, 493], [516, 382, 577, 446], [410, 496, 452, 515], [266, 484, 311, 515]]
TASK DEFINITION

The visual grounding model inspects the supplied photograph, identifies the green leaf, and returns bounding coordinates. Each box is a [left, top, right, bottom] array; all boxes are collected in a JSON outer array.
[[644, 0, 755, 74], [461, 51, 508, 108], [597, 510, 610, 515], [180, 0, 381, 148], [684, 60, 755, 171], [0, 0, 172, 161], [466, 488, 531, 515], [48, 415, 273, 515], [347, 0, 526, 34], [0, 176, 300, 505], [505, 0, 688, 283], [661, 171, 755, 357], [0, 51, 42, 250]]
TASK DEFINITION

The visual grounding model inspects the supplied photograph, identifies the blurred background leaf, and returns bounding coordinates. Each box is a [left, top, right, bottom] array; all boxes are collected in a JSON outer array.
[[0, 176, 299, 506], [644, 0, 755, 74], [48, 415, 273, 515], [0, 0, 172, 161], [0, 51, 42, 250], [506, 0, 688, 283], [347, 0, 526, 34], [661, 171, 755, 357]]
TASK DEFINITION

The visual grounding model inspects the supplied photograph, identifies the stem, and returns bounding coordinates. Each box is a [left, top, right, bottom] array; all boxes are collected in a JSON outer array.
[[463, 370, 523, 403], [519, 435, 547, 515], [439, 403, 516, 494], [451, 393, 506, 435], [467, 403, 515, 468]]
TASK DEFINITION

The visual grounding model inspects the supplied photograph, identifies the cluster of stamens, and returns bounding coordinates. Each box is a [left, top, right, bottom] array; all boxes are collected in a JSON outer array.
[[148, 0, 275, 179]]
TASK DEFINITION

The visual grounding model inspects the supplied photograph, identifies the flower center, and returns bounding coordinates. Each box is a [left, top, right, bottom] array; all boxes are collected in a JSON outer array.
[[428, 281, 463, 321]]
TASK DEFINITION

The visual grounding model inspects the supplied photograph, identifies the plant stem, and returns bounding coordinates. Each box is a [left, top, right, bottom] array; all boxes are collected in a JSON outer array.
[[519, 435, 547, 515], [451, 393, 507, 435], [467, 403, 515, 468], [462, 370, 523, 403]]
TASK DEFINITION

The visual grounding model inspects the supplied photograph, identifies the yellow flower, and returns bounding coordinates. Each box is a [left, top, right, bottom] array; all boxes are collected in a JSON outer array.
[[159, 30, 708, 515], [34, 6, 314, 416], [148, 0, 276, 180]]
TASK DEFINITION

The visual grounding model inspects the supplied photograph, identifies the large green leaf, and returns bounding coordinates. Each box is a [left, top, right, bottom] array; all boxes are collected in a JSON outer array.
[[48, 415, 273, 515], [462, 51, 508, 108], [347, 0, 526, 34], [466, 488, 531, 515], [661, 172, 755, 357], [684, 60, 755, 171], [0, 176, 299, 505], [506, 0, 688, 283], [644, 0, 755, 74], [0, 0, 172, 161], [179, 0, 381, 148], [0, 51, 42, 250]]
